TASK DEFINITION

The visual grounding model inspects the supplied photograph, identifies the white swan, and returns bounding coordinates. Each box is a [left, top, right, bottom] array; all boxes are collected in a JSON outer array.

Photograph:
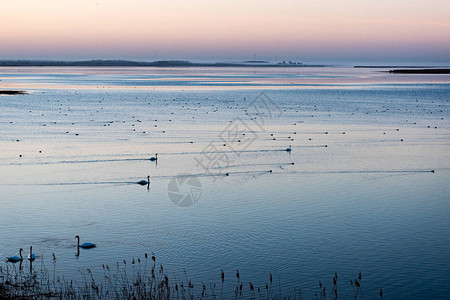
[[28, 246, 35, 260], [75, 235, 96, 249], [7, 248, 23, 262], [149, 153, 158, 161]]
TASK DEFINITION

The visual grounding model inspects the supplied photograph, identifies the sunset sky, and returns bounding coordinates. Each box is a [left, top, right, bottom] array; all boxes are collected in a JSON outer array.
[[1, 0, 449, 63]]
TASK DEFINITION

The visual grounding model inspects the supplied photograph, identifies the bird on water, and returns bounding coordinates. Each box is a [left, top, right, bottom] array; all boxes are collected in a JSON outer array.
[[7, 248, 23, 262], [28, 246, 35, 260], [75, 235, 96, 249], [138, 175, 150, 185]]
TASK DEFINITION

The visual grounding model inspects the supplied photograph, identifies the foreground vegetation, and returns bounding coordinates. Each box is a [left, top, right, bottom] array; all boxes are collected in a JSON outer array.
[[1, 253, 384, 299]]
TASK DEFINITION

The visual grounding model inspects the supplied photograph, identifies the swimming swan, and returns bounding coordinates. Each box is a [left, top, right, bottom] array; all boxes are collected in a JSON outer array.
[[75, 235, 96, 249], [149, 153, 158, 161], [7, 248, 23, 262], [138, 176, 150, 186], [28, 246, 35, 260]]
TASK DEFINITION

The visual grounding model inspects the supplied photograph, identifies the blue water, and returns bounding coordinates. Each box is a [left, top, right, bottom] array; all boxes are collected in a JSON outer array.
[[0, 67, 449, 299]]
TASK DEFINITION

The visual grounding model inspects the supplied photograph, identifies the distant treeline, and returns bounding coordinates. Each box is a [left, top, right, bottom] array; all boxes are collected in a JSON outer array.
[[0, 59, 325, 68]]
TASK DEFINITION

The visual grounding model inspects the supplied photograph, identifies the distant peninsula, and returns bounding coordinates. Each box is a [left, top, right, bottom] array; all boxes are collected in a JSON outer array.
[[0, 59, 325, 68], [354, 65, 436, 68], [0, 90, 28, 95], [388, 68, 450, 74]]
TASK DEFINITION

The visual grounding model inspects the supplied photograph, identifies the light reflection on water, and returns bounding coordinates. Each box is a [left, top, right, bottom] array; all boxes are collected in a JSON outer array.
[[0, 67, 449, 299]]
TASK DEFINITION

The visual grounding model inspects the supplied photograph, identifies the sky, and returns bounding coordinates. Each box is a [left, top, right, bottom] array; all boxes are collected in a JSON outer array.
[[1, 0, 449, 64]]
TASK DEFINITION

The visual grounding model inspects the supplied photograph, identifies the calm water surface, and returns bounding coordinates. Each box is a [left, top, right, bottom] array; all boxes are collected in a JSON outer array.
[[1, 67, 449, 299]]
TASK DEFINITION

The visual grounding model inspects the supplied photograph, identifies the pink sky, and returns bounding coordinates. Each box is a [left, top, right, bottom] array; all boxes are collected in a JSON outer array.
[[1, 0, 449, 63]]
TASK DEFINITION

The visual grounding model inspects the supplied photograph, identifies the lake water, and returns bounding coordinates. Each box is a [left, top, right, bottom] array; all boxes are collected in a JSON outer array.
[[1, 67, 449, 299]]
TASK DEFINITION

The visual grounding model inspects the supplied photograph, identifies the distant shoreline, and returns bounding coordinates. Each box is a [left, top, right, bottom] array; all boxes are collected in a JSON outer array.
[[0, 59, 326, 68], [0, 90, 27, 95], [354, 65, 438, 68], [388, 68, 450, 74]]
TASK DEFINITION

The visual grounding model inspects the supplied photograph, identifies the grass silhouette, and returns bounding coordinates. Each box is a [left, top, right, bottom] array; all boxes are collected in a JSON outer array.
[[1, 253, 384, 299]]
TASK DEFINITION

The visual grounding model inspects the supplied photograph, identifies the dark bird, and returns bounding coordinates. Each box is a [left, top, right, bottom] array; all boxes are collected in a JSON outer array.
[[138, 176, 150, 186], [75, 235, 96, 249], [7, 248, 24, 262]]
